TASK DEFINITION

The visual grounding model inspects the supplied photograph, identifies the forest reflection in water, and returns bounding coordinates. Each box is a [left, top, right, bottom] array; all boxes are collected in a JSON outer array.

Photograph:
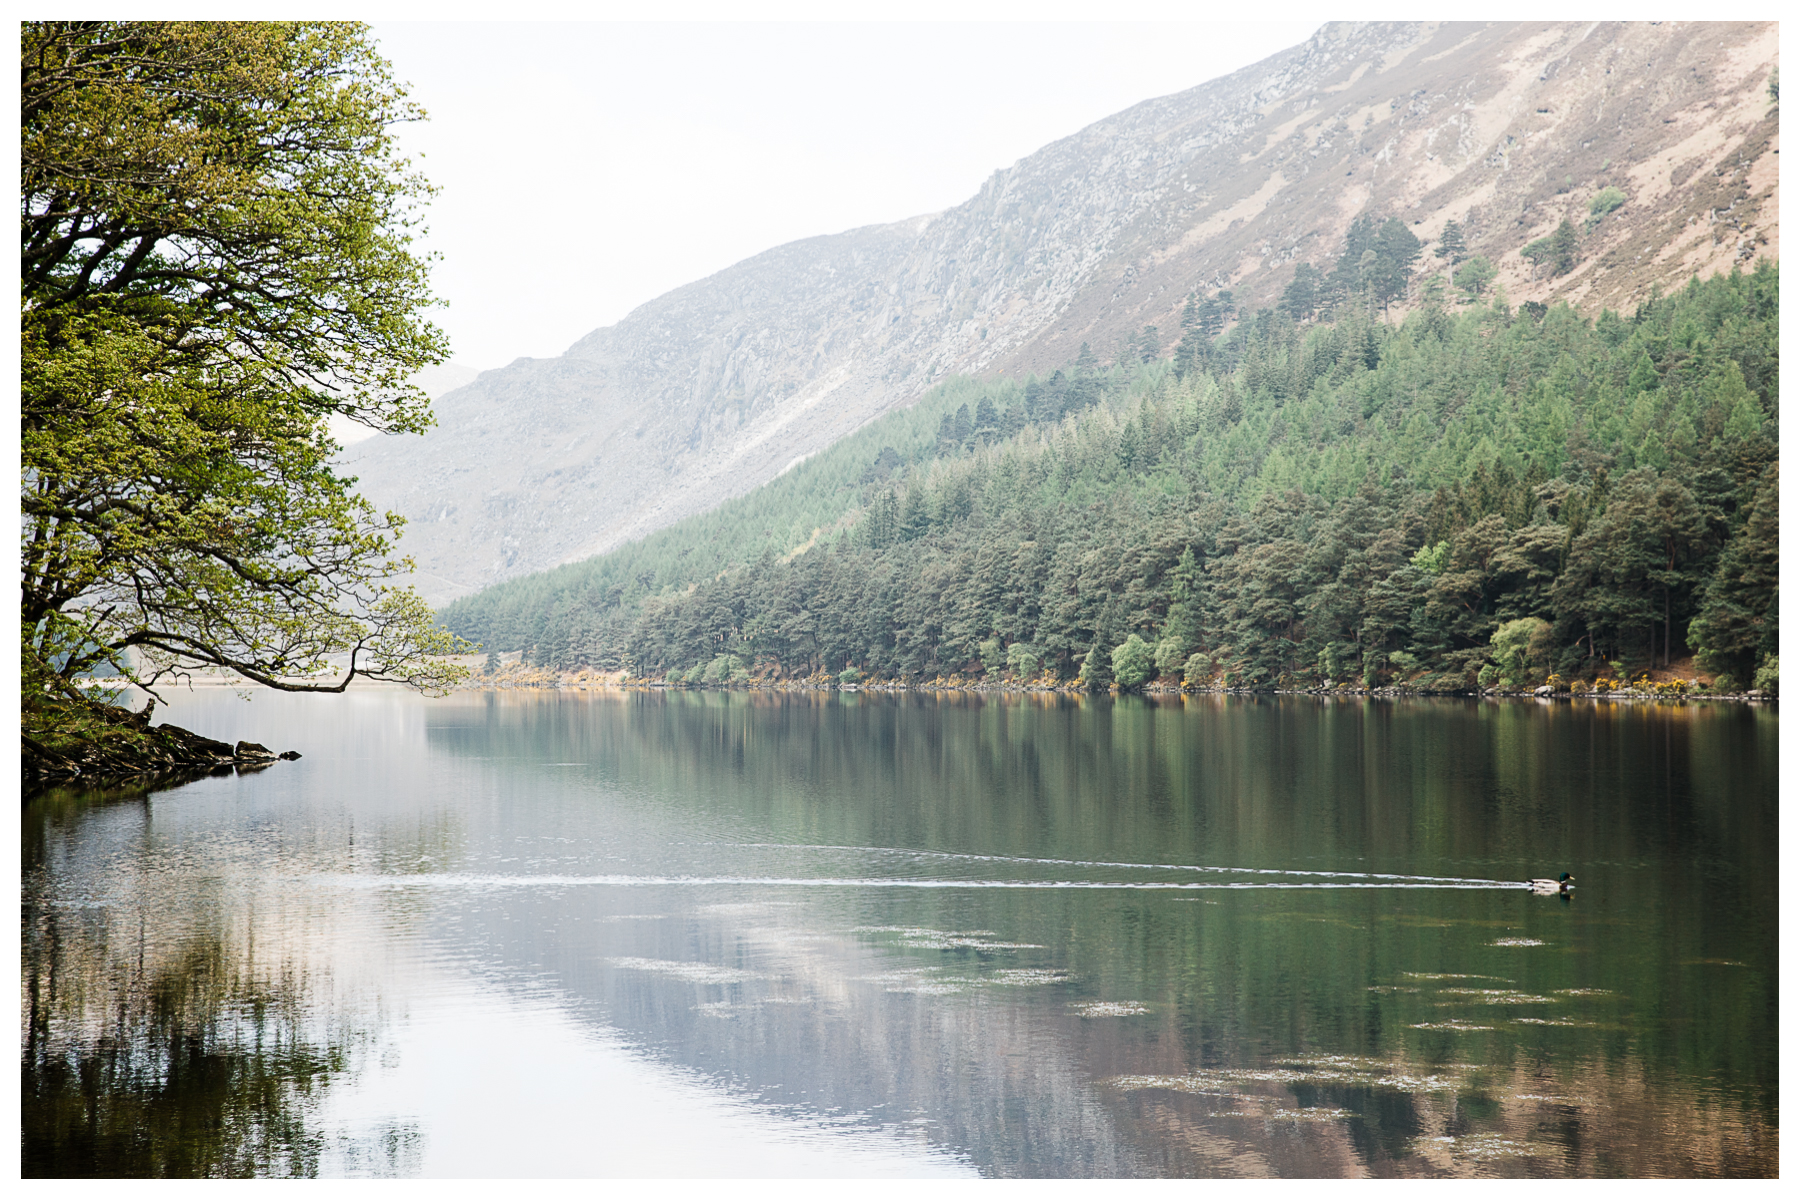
[[21, 688, 1777, 1177], [21, 795, 415, 1176]]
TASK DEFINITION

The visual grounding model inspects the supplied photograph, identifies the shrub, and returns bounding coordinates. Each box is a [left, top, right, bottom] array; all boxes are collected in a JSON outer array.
[[703, 653, 742, 684], [1588, 186, 1627, 216], [1753, 655, 1778, 693]]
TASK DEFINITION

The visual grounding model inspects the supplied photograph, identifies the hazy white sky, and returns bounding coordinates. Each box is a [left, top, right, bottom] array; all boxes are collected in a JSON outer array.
[[369, 21, 1322, 371]]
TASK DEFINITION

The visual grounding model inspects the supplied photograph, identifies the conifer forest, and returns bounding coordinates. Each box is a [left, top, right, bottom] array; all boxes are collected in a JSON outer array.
[[441, 263, 1778, 695]]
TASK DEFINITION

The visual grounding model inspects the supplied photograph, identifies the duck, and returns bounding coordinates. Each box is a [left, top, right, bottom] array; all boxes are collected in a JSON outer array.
[[1528, 872, 1575, 894]]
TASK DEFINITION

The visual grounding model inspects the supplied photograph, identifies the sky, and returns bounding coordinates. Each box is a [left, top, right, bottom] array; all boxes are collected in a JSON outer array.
[[368, 20, 1324, 372]]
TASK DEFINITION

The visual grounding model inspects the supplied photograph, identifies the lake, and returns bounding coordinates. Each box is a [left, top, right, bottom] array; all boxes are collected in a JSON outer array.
[[22, 687, 1778, 1177]]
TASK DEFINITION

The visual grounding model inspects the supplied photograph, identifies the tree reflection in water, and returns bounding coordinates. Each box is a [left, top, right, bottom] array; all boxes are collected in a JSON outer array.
[[21, 791, 412, 1178]]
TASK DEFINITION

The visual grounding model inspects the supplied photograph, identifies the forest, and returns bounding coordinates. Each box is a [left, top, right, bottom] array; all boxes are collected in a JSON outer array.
[[439, 262, 1778, 694]]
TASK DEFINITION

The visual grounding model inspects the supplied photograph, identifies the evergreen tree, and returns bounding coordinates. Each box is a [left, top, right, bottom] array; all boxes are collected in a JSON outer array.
[[1371, 218, 1423, 311], [1137, 326, 1162, 364], [1080, 596, 1120, 690], [1324, 215, 1379, 312], [1171, 292, 1204, 376], [1549, 218, 1580, 276], [1280, 263, 1322, 322], [1689, 464, 1779, 683], [1436, 218, 1468, 264]]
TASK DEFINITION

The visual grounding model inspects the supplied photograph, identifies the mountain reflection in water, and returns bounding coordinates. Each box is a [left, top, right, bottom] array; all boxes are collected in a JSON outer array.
[[22, 688, 1777, 1177]]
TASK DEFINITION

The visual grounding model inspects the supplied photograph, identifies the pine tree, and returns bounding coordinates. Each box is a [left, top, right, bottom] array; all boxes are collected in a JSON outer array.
[[1137, 326, 1161, 363], [1436, 218, 1467, 264], [1371, 218, 1423, 311], [1172, 292, 1203, 376], [1689, 464, 1779, 682], [1080, 596, 1120, 690], [1280, 263, 1321, 322], [1549, 218, 1580, 276]]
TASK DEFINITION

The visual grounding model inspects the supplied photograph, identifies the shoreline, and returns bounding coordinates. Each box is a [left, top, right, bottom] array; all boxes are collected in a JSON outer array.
[[77, 674, 1773, 706]]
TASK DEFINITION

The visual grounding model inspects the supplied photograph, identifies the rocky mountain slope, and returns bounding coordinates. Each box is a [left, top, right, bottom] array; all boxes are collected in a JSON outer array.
[[344, 21, 1778, 606]]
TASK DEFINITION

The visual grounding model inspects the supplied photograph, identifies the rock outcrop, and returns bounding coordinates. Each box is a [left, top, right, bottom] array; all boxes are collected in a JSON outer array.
[[344, 21, 1778, 604], [22, 698, 301, 799]]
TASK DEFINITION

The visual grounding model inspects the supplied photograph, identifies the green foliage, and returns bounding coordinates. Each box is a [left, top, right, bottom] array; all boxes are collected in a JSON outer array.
[[978, 637, 1006, 678], [1489, 617, 1552, 683], [446, 266, 1778, 695], [708, 654, 746, 684], [1154, 636, 1189, 679], [1453, 255, 1498, 300], [1753, 655, 1777, 693], [1688, 463, 1778, 682], [1080, 597, 1122, 690], [1111, 634, 1157, 690], [1521, 220, 1580, 277], [1551, 219, 1581, 275], [1318, 215, 1422, 315], [1435, 219, 1468, 264], [1182, 653, 1213, 688], [20, 21, 469, 710], [1279, 263, 1324, 323], [1589, 187, 1628, 217]]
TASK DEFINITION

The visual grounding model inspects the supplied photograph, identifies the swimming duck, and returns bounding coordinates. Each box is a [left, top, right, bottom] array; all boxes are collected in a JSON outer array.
[[1528, 872, 1575, 894]]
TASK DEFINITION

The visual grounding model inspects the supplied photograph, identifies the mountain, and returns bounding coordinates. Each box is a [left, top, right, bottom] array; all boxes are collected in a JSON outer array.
[[344, 21, 1778, 606]]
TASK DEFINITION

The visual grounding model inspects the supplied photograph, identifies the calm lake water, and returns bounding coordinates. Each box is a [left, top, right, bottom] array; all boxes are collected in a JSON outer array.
[[23, 687, 1777, 1177]]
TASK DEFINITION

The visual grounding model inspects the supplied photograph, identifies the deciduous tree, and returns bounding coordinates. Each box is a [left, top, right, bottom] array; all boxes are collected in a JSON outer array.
[[21, 21, 469, 706]]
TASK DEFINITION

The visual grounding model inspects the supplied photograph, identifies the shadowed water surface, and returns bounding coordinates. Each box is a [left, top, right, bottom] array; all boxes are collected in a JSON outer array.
[[23, 688, 1776, 1176]]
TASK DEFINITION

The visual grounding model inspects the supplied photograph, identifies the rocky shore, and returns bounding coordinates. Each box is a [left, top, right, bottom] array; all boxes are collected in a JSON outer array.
[[22, 697, 299, 800]]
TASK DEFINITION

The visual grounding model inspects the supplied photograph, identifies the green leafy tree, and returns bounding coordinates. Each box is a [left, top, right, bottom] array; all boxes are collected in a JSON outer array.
[[978, 636, 1006, 678], [21, 21, 469, 713], [1154, 636, 1189, 679], [1110, 634, 1156, 690], [1489, 617, 1552, 684], [1453, 255, 1497, 300], [1181, 652, 1212, 688], [1521, 235, 1555, 274]]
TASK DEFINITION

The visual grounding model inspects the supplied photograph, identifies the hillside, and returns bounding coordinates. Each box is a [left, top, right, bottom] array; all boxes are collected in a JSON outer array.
[[347, 21, 1777, 604], [441, 265, 1778, 694]]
